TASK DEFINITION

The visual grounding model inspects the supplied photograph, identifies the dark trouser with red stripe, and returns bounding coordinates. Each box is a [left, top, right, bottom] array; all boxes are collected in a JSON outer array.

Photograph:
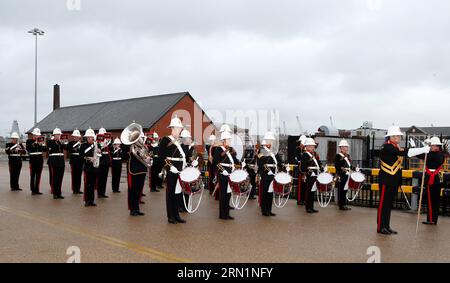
[[427, 183, 441, 223], [70, 160, 83, 193], [305, 176, 316, 211], [50, 166, 65, 197], [84, 170, 97, 204], [337, 175, 348, 208], [97, 164, 109, 197], [219, 174, 231, 219], [111, 163, 122, 192], [377, 183, 397, 231], [29, 159, 43, 193], [128, 173, 145, 212], [166, 172, 181, 219], [9, 161, 22, 190], [261, 177, 274, 214]]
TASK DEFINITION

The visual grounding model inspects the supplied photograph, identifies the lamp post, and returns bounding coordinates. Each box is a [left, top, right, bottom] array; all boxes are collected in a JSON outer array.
[[28, 28, 45, 126]]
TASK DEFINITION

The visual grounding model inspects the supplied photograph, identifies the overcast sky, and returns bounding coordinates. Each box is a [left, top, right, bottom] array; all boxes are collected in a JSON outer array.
[[1, 0, 449, 137]]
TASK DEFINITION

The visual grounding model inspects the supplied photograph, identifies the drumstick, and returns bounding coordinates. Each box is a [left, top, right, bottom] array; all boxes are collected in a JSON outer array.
[[416, 152, 428, 236]]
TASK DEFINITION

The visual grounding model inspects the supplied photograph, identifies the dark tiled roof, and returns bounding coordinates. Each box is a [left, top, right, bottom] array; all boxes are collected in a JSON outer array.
[[29, 92, 189, 133]]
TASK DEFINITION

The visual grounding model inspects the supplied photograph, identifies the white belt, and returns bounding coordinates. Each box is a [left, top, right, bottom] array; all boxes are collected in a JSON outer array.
[[102, 152, 109, 155], [113, 157, 122, 160], [167, 157, 183, 162], [71, 153, 80, 156], [9, 154, 21, 157], [153, 155, 159, 158], [220, 163, 233, 167], [29, 152, 43, 155], [49, 153, 64, 156], [428, 169, 436, 172], [266, 164, 277, 167]]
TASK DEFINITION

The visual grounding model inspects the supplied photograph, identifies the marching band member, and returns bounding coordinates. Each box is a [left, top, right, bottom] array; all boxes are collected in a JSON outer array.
[[213, 130, 242, 220], [295, 135, 307, 205], [377, 126, 429, 235], [159, 116, 187, 224], [126, 131, 148, 216], [6, 132, 24, 191], [416, 137, 445, 225], [213, 125, 233, 201], [207, 134, 218, 195], [148, 132, 162, 193], [179, 129, 199, 212], [67, 129, 83, 194], [334, 139, 354, 211], [97, 128, 111, 198], [257, 132, 285, 217], [46, 128, 67, 199], [300, 137, 322, 213], [80, 129, 99, 207], [246, 148, 258, 200], [111, 138, 123, 193], [26, 128, 45, 195]]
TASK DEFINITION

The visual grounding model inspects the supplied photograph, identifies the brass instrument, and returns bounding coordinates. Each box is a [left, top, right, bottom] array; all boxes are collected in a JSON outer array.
[[92, 141, 100, 168], [121, 122, 153, 168]]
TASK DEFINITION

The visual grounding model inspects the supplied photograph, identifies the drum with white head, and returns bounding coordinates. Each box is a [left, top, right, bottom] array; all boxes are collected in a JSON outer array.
[[229, 169, 251, 209], [179, 167, 204, 213]]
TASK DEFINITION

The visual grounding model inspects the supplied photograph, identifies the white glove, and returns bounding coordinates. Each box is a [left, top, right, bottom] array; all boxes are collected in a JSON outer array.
[[285, 165, 291, 172], [222, 170, 229, 176], [241, 161, 246, 168], [407, 146, 430, 158], [409, 138, 416, 148], [170, 166, 179, 174], [268, 171, 275, 176], [191, 159, 199, 167]]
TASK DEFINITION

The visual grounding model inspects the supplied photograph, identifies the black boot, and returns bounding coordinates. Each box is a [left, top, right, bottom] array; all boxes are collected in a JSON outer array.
[[175, 216, 186, 223], [377, 228, 392, 235], [168, 217, 177, 224], [387, 227, 398, 234]]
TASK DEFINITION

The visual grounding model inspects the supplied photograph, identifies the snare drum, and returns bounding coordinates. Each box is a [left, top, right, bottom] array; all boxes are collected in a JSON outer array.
[[229, 169, 250, 194], [315, 172, 333, 193], [179, 167, 203, 194], [348, 171, 365, 191], [273, 172, 292, 195]]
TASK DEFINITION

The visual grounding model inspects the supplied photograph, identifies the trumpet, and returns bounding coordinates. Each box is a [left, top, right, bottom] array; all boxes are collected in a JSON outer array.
[[121, 122, 153, 168]]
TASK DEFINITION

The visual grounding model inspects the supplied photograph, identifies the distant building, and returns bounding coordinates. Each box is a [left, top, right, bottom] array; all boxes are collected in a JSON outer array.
[[29, 85, 214, 153]]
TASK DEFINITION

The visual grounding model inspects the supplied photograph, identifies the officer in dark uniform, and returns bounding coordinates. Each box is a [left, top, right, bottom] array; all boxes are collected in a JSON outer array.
[[213, 130, 242, 220], [148, 132, 162, 192], [377, 126, 428, 235], [80, 129, 100, 207], [295, 135, 306, 205], [67, 129, 83, 194], [159, 117, 187, 224], [26, 128, 46, 195], [46, 128, 67, 199], [334, 139, 354, 211], [6, 132, 24, 191], [257, 133, 284, 217], [416, 137, 445, 225], [111, 138, 123, 193], [300, 137, 323, 213], [97, 128, 111, 198]]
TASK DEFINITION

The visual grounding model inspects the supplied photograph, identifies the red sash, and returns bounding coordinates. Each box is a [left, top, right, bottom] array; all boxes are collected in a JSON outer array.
[[425, 165, 442, 186]]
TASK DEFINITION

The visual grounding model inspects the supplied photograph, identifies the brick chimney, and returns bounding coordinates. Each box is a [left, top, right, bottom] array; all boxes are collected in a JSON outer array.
[[53, 84, 60, 110]]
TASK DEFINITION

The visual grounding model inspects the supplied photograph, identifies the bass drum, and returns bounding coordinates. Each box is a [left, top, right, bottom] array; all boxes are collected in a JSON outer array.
[[229, 169, 252, 210], [179, 167, 204, 213]]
